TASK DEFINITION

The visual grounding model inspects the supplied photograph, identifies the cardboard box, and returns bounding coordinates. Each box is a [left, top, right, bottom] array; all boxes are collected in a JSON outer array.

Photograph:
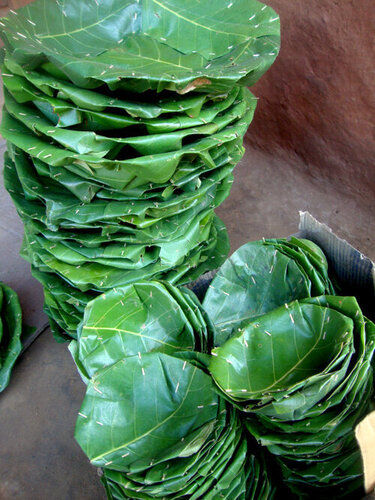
[[298, 212, 374, 321]]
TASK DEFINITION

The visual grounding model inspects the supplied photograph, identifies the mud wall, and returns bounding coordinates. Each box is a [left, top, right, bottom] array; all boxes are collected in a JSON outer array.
[[248, 0, 374, 203]]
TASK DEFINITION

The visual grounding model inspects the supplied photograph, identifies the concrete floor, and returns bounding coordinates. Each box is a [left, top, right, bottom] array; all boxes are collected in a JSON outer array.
[[0, 135, 374, 499]]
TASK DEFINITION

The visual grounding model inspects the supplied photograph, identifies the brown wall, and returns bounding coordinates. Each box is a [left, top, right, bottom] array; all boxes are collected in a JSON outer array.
[[0, 0, 9, 17], [1, 0, 32, 12], [9, 0, 33, 8], [248, 0, 375, 204]]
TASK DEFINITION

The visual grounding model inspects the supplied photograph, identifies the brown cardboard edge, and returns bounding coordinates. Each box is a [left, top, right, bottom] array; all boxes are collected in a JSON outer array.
[[356, 412, 375, 495]]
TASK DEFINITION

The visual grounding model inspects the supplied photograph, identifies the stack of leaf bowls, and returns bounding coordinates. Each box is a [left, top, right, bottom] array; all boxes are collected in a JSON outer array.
[[72, 238, 375, 498], [204, 239, 375, 498], [0, 0, 280, 341], [72, 280, 277, 499]]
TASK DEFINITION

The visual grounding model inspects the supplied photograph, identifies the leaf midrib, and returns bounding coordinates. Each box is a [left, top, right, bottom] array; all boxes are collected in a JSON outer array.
[[36, 4, 129, 39], [90, 364, 197, 462], [243, 308, 328, 394], [152, 0, 250, 39], [83, 325, 181, 350]]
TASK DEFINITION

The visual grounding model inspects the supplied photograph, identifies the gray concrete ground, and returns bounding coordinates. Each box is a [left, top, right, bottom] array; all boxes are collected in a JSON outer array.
[[0, 134, 374, 499]]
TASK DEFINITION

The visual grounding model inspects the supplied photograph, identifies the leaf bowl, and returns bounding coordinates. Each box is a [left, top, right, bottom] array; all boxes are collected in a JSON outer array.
[[0, 0, 280, 93]]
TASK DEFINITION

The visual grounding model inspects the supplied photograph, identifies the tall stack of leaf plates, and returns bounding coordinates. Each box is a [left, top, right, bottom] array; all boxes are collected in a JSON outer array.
[[0, 0, 280, 341]]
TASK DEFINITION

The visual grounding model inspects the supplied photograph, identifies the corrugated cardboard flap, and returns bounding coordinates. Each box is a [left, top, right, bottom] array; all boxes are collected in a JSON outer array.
[[299, 211, 375, 320]]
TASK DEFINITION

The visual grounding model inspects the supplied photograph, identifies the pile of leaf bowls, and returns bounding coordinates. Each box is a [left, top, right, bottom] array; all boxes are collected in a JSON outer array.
[[0, 0, 280, 341], [72, 281, 276, 499], [72, 238, 375, 499]]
